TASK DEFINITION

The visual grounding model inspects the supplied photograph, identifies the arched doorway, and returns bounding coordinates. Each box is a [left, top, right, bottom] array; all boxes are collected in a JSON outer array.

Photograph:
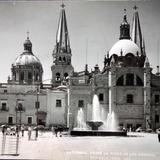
[[37, 111, 47, 126]]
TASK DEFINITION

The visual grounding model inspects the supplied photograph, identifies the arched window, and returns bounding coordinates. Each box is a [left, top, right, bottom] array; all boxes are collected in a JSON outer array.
[[59, 57, 62, 62], [56, 72, 61, 81], [125, 53, 135, 66], [116, 75, 124, 86], [28, 72, 32, 80], [136, 75, 143, 86], [14, 72, 16, 81], [63, 57, 66, 62], [64, 73, 68, 79], [20, 72, 24, 81], [35, 73, 39, 81]]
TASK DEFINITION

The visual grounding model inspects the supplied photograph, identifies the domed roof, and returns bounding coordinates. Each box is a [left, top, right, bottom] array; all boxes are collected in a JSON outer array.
[[13, 53, 42, 66], [12, 36, 42, 68], [109, 39, 140, 57]]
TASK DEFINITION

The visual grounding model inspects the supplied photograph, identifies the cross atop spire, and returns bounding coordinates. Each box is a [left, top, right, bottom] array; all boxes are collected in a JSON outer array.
[[123, 9, 127, 22], [61, 0, 65, 8], [133, 5, 138, 10], [27, 31, 29, 40], [56, 3, 70, 54], [61, 3, 65, 8]]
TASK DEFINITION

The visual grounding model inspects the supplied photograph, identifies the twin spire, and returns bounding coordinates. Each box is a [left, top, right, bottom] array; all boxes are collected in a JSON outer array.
[[24, 4, 145, 59]]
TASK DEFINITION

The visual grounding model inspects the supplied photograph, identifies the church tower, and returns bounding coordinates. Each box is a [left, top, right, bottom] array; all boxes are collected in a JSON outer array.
[[51, 3, 74, 86], [103, 8, 149, 130]]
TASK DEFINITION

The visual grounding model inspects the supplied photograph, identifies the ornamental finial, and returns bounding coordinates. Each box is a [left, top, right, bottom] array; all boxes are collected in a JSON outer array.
[[27, 31, 29, 40], [61, 0, 65, 8], [133, 5, 138, 10]]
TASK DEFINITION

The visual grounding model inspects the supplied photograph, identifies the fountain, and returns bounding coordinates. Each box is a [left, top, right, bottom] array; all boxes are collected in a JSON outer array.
[[71, 94, 127, 136], [73, 108, 87, 130], [86, 95, 103, 130]]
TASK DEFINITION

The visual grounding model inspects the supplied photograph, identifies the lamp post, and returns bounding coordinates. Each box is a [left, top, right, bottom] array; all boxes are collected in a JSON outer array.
[[15, 100, 23, 136], [67, 86, 72, 130], [35, 84, 40, 138], [15, 100, 19, 137]]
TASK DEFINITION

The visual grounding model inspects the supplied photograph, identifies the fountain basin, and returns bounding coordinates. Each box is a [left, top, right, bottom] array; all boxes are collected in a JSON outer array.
[[86, 121, 103, 130], [70, 130, 127, 136]]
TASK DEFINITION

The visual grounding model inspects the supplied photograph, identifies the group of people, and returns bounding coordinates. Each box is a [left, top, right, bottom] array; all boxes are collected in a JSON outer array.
[[1, 125, 30, 139], [51, 126, 63, 137], [1, 124, 160, 142]]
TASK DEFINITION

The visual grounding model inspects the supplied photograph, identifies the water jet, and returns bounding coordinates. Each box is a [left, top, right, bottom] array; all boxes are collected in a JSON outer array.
[[71, 95, 127, 136]]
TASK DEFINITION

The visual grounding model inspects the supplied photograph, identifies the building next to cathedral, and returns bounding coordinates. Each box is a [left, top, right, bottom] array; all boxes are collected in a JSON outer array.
[[0, 4, 160, 131]]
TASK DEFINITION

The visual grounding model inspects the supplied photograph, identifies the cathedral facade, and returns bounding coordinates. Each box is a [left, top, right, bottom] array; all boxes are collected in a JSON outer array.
[[0, 5, 160, 131]]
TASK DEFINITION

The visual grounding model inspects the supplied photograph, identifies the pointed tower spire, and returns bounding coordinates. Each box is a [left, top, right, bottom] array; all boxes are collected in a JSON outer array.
[[51, 3, 74, 86], [56, 3, 71, 54], [119, 9, 130, 40], [131, 6, 143, 55]]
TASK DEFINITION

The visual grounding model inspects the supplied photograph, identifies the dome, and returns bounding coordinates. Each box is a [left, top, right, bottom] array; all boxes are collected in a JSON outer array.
[[109, 39, 140, 57], [12, 36, 42, 68], [13, 53, 42, 67]]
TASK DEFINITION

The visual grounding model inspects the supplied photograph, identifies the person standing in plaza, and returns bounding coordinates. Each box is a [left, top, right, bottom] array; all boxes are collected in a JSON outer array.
[[21, 125, 25, 137], [157, 128, 160, 142], [28, 126, 32, 140], [2, 126, 5, 135], [51, 126, 54, 135], [54, 126, 58, 137]]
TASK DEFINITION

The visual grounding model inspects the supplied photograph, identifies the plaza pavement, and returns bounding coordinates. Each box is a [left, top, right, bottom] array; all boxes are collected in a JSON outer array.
[[0, 131, 160, 160]]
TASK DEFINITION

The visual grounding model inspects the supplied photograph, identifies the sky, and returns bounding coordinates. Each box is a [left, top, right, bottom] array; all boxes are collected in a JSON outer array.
[[0, 0, 160, 83]]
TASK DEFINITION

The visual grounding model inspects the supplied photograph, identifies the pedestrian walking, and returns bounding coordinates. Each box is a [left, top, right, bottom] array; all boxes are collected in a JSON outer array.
[[21, 125, 25, 137], [157, 128, 160, 142], [2, 126, 5, 135], [16, 125, 19, 135], [6, 127, 11, 135], [51, 126, 54, 135], [28, 127, 32, 140], [54, 126, 58, 137]]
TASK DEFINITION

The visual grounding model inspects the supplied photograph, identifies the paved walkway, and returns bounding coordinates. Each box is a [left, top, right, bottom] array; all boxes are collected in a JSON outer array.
[[0, 131, 160, 160]]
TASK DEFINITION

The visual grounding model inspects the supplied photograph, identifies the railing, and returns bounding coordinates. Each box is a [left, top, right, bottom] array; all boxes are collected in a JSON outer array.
[[0, 107, 9, 112], [15, 106, 25, 112], [0, 133, 19, 156]]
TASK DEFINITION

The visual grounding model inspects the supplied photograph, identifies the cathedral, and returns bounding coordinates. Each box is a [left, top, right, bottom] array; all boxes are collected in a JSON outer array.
[[0, 4, 160, 131]]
